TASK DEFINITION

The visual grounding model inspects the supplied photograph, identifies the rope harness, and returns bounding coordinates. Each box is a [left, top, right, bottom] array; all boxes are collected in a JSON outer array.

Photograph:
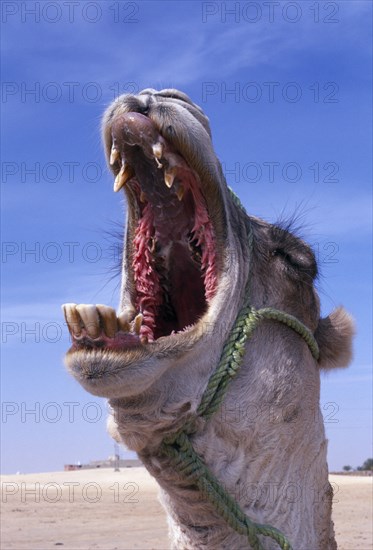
[[159, 191, 319, 550]]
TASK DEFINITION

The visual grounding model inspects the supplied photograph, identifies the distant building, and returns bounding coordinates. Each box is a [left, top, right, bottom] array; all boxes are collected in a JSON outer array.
[[64, 457, 142, 471]]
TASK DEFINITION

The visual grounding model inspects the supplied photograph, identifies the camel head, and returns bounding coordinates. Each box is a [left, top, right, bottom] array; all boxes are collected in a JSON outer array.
[[63, 88, 353, 399], [62, 89, 354, 549]]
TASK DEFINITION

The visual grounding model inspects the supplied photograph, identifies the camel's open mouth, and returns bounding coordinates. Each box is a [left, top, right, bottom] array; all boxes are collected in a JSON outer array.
[[63, 105, 221, 352], [112, 111, 218, 343]]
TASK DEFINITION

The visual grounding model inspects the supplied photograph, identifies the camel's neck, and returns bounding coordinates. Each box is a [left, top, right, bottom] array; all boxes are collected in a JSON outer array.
[[139, 414, 337, 549]]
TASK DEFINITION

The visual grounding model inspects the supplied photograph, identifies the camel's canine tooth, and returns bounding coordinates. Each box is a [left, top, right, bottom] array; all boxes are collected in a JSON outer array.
[[114, 162, 135, 192], [176, 184, 185, 201], [110, 145, 120, 166], [153, 143, 163, 168], [152, 142, 163, 159], [164, 167, 177, 188], [133, 313, 143, 335]]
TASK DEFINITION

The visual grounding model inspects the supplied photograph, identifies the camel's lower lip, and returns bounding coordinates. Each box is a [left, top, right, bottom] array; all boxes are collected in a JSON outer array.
[[63, 112, 219, 353], [62, 302, 197, 353]]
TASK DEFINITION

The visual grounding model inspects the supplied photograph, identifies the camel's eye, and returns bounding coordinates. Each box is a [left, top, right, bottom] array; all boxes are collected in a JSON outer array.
[[269, 225, 318, 280], [273, 248, 294, 264], [272, 244, 317, 279]]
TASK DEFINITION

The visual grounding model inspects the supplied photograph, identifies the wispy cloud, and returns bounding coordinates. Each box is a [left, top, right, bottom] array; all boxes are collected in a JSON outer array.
[[3, 0, 370, 90], [314, 195, 372, 237]]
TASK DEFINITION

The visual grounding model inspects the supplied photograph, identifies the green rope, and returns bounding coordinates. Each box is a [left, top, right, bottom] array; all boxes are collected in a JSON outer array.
[[160, 432, 292, 550], [159, 193, 320, 549], [256, 308, 319, 362]]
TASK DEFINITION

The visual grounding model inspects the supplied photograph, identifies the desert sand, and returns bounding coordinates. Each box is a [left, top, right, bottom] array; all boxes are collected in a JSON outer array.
[[1, 468, 372, 549]]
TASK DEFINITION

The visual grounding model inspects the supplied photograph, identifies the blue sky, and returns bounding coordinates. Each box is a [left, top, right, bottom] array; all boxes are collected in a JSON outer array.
[[1, 0, 372, 474]]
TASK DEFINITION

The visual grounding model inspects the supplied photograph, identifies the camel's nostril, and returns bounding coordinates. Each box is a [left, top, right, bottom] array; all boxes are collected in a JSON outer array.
[[179, 402, 192, 414]]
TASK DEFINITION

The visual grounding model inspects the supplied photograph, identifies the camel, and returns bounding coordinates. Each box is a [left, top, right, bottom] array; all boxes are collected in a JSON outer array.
[[62, 89, 354, 549]]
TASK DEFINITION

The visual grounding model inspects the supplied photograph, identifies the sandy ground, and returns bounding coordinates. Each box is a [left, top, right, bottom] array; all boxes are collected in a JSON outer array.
[[1, 469, 372, 550]]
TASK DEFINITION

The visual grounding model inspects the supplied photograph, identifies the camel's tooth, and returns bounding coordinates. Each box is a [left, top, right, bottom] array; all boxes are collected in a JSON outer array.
[[110, 145, 120, 166], [122, 305, 136, 319], [140, 190, 147, 203], [113, 162, 135, 192], [164, 167, 176, 188], [176, 184, 185, 201], [117, 315, 130, 333], [75, 304, 101, 339], [152, 142, 163, 159], [140, 335, 148, 345], [164, 172, 174, 188], [153, 143, 163, 168], [133, 313, 143, 335], [117, 308, 135, 332], [96, 304, 118, 338], [114, 169, 125, 193], [62, 303, 82, 337], [149, 237, 156, 253]]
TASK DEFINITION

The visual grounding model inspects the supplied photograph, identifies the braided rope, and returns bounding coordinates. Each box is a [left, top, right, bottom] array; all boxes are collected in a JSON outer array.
[[161, 431, 292, 550], [159, 191, 319, 549], [257, 308, 319, 361]]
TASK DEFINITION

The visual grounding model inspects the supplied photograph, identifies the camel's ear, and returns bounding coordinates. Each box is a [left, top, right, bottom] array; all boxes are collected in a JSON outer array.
[[314, 307, 355, 370]]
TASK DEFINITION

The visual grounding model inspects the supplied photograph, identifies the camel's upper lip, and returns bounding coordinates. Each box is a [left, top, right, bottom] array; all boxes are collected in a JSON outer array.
[[103, 110, 222, 347]]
